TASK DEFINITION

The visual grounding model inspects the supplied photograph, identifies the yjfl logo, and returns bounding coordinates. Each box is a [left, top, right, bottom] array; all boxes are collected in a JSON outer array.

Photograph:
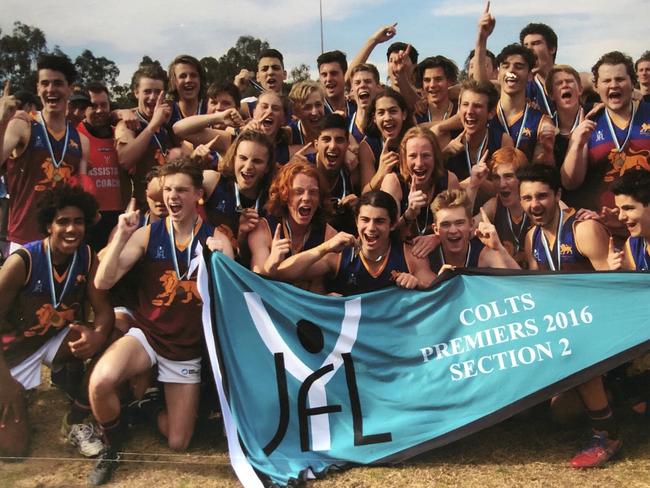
[[244, 293, 392, 456]]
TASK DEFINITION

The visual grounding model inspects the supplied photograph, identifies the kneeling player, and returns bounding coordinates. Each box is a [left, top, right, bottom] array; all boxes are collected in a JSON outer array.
[[0, 186, 114, 459], [88, 159, 233, 485]]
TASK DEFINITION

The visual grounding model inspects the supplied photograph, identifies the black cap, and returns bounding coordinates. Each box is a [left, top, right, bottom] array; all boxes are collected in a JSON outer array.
[[69, 92, 91, 107]]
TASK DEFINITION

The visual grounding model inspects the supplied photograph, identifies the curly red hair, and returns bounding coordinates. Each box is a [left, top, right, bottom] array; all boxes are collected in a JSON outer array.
[[266, 159, 332, 227]]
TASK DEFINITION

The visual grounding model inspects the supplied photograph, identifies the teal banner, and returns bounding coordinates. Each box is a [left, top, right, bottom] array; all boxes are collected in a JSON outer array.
[[199, 252, 650, 487]]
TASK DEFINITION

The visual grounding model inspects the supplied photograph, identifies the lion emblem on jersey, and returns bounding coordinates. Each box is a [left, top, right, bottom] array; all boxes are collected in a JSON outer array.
[[605, 148, 650, 182], [521, 127, 532, 138], [151, 270, 200, 306], [640, 123, 650, 134], [35, 158, 74, 191], [26, 303, 75, 337], [560, 243, 573, 256]]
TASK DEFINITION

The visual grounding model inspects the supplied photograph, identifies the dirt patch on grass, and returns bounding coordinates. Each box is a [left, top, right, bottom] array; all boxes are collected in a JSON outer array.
[[3, 374, 650, 487]]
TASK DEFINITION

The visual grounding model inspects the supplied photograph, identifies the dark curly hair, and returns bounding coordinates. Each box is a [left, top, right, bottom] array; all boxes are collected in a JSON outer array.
[[36, 185, 99, 236]]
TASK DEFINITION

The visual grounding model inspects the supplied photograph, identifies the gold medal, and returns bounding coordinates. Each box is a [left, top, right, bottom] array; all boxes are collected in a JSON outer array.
[[613, 151, 626, 170], [51, 312, 63, 328]]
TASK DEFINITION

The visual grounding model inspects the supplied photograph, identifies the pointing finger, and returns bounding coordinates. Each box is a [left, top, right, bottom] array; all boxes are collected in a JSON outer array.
[[608, 236, 615, 253], [155, 91, 165, 106], [294, 141, 314, 157], [3, 80, 10, 97], [207, 133, 220, 150], [273, 224, 282, 241], [585, 103, 604, 121], [126, 197, 137, 213], [480, 206, 491, 224], [258, 107, 272, 122], [485, 0, 490, 13]]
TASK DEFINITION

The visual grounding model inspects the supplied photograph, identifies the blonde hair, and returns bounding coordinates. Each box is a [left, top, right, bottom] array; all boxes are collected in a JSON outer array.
[[431, 189, 472, 222], [288, 80, 324, 110], [545, 64, 581, 95]]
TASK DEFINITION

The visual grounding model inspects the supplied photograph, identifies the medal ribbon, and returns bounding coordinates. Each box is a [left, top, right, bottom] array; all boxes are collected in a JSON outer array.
[[234, 183, 260, 213], [498, 103, 529, 149], [136, 111, 168, 157], [45, 239, 78, 309], [464, 131, 488, 175], [439, 241, 472, 267], [534, 75, 554, 116], [506, 208, 528, 253], [38, 112, 70, 170], [168, 217, 196, 280], [604, 102, 637, 153], [539, 207, 563, 271]]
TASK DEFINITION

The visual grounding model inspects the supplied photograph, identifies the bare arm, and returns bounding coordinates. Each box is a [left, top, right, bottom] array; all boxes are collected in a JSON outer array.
[[115, 92, 171, 171], [474, 1, 495, 84], [345, 23, 397, 85], [524, 228, 539, 270], [172, 110, 238, 151], [575, 220, 611, 271], [404, 247, 436, 289], [560, 105, 602, 190], [0, 253, 28, 424], [248, 220, 274, 275], [274, 232, 355, 282], [476, 207, 520, 269], [532, 115, 556, 165]]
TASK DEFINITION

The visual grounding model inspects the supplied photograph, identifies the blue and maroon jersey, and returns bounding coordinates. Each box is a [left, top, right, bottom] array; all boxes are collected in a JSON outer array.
[[204, 175, 267, 248], [328, 239, 410, 295], [133, 217, 214, 360], [6, 114, 82, 244], [495, 103, 546, 162], [169, 99, 208, 128], [445, 126, 503, 182], [428, 237, 484, 274], [627, 236, 649, 271], [130, 114, 172, 210], [2, 240, 90, 368], [526, 75, 556, 117], [573, 101, 650, 210], [529, 208, 594, 271]]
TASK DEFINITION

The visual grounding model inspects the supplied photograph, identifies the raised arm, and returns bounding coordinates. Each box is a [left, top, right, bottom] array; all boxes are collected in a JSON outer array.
[[0, 82, 30, 163], [345, 23, 397, 84], [474, 1, 495, 83], [560, 104, 602, 190], [115, 92, 171, 171], [476, 207, 520, 269], [94, 199, 148, 289]]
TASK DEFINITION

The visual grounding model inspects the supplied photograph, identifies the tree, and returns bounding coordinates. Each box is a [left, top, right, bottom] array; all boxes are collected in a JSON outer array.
[[75, 49, 120, 89], [210, 36, 270, 96], [290, 64, 311, 83], [200, 56, 220, 87], [111, 83, 136, 109], [0, 21, 47, 90]]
